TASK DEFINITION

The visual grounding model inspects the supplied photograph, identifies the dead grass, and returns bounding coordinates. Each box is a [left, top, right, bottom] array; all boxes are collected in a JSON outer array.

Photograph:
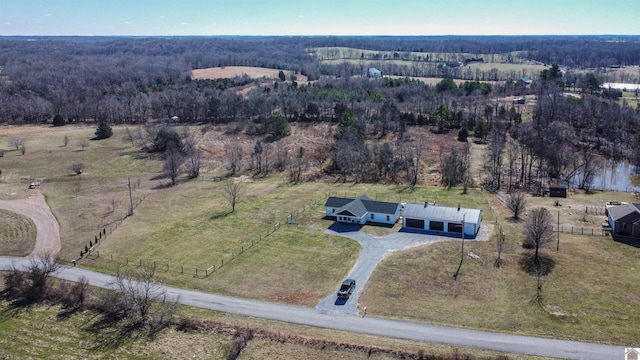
[[190, 66, 308, 82]]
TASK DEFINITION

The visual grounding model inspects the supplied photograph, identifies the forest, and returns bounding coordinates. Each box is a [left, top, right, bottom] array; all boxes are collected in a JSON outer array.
[[1, 35, 640, 192]]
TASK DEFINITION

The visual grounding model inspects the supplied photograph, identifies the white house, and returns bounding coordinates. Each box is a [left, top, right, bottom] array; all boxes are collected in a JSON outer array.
[[402, 203, 482, 238], [324, 195, 401, 225], [368, 68, 382, 78]]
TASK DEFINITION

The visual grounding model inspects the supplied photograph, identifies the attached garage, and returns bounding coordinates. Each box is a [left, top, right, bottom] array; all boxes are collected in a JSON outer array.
[[402, 203, 482, 239], [405, 218, 425, 229]]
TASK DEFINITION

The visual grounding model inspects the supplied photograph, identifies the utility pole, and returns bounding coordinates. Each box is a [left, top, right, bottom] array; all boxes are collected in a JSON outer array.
[[454, 214, 465, 280], [128, 177, 133, 216], [557, 209, 560, 251]]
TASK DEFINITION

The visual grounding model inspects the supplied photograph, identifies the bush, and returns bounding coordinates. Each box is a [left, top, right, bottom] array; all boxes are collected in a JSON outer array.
[[52, 114, 66, 127], [95, 121, 113, 140]]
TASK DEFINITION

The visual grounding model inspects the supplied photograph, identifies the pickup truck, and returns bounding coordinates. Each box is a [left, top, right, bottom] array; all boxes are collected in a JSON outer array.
[[337, 278, 356, 298]]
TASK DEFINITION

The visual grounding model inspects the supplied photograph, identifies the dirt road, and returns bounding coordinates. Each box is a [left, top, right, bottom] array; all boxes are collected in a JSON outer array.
[[0, 190, 60, 257]]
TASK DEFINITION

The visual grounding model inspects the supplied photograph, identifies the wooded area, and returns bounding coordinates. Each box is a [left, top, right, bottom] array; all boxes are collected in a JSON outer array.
[[1, 35, 639, 191]]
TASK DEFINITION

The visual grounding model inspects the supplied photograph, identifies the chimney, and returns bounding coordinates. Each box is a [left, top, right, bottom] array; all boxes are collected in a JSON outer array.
[[457, 204, 461, 211], [424, 201, 428, 208]]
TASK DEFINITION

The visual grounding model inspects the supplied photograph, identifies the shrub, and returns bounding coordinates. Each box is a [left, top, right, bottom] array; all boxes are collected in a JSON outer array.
[[95, 121, 113, 140]]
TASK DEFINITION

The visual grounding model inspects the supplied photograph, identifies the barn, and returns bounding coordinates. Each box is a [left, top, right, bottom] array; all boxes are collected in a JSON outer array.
[[402, 203, 482, 239], [324, 195, 401, 225]]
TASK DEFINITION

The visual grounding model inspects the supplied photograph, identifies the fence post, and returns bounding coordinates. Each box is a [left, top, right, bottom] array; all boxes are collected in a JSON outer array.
[[195, 268, 198, 277], [126, 257, 129, 265], [181, 265, 184, 274]]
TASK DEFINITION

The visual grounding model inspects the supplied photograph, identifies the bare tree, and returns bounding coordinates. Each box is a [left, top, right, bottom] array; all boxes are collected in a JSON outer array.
[[184, 138, 201, 179], [522, 207, 555, 305], [440, 144, 467, 189], [289, 146, 307, 183], [68, 162, 84, 175], [494, 226, 506, 268], [225, 144, 244, 176], [9, 137, 25, 150], [77, 140, 89, 151], [163, 143, 183, 186], [507, 191, 527, 220], [2, 252, 61, 302], [222, 178, 243, 212], [110, 265, 179, 333]]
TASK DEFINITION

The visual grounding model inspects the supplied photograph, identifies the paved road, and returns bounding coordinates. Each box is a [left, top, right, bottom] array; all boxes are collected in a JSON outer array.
[[0, 195, 626, 359], [0, 257, 623, 359]]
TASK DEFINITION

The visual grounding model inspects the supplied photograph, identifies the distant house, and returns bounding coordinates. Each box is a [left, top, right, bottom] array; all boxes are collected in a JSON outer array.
[[512, 97, 525, 104], [402, 203, 482, 239], [607, 203, 640, 238], [368, 68, 382, 78], [324, 195, 401, 225], [168, 116, 180, 125], [521, 77, 532, 85]]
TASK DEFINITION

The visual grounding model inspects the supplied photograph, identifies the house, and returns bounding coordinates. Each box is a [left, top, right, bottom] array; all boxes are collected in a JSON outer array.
[[324, 195, 401, 225], [626, 348, 639, 360], [368, 68, 382, 78], [549, 185, 567, 198], [402, 203, 482, 239], [607, 203, 640, 237], [521, 77, 532, 85]]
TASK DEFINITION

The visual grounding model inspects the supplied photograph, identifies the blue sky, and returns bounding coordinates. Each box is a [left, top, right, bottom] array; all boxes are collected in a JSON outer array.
[[0, 0, 637, 36]]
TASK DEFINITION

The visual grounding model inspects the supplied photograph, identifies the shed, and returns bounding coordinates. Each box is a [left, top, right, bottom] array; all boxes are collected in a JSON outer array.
[[549, 185, 567, 198], [324, 195, 400, 225], [368, 68, 382, 78], [402, 203, 482, 238]]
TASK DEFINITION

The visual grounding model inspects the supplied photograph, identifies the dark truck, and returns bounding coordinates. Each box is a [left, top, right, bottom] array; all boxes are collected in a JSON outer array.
[[337, 278, 356, 298]]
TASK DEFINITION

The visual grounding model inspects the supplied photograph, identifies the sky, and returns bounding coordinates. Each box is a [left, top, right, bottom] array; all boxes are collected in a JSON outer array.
[[0, 0, 638, 37]]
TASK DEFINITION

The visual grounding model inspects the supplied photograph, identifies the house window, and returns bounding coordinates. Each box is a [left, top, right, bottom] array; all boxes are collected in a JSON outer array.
[[386, 215, 390, 221], [371, 214, 374, 219], [622, 223, 628, 230]]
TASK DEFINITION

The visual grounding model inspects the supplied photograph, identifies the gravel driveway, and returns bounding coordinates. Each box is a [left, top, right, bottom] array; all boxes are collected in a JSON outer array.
[[316, 222, 492, 316], [0, 190, 60, 258]]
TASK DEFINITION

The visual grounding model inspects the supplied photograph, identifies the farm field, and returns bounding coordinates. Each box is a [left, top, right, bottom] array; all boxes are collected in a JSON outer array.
[[0, 209, 35, 256], [1, 125, 640, 346], [191, 66, 308, 82]]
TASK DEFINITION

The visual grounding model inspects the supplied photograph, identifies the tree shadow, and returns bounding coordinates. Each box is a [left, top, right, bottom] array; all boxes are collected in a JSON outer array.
[[86, 320, 144, 351], [210, 210, 232, 220], [519, 252, 556, 276]]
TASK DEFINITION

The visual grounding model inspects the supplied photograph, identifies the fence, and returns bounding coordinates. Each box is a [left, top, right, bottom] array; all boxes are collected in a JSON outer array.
[[553, 225, 606, 236], [86, 193, 329, 278], [72, 193, 147, 264]]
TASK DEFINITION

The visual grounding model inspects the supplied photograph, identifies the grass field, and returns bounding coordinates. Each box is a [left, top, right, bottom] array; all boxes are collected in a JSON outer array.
[[0, 299, 550, 359], [0, 209, 35, 256], [1, 125, 640, 347], [190, 66, 308, 82]]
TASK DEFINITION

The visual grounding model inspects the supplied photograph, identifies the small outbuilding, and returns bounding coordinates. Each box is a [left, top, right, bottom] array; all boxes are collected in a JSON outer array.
[[368, 68, 382, 78], [324, 195, 401, 225], [549, 185, 567, 198], [402, 203, 482, 239]]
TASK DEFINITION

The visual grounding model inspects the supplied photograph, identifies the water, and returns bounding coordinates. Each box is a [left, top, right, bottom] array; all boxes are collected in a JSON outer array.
[[572, 159, 640, 192]]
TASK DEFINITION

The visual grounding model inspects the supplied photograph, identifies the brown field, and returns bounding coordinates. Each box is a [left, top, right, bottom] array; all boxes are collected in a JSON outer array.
[[191, 66, 308, 82]]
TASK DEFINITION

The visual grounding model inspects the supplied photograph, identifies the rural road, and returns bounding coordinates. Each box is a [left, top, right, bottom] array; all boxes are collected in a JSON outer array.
[[0, 194, 626, 359], [0, 257, 624, 360]]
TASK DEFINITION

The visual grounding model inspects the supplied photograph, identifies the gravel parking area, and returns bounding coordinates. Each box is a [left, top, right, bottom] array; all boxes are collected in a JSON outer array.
[[315, 222, 492, 316]]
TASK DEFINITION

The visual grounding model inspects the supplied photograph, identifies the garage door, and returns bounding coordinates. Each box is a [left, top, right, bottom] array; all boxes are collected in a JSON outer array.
[[449, 223, 463, 233], [405, 218, 425, 229], [429, 221, 444, 231]]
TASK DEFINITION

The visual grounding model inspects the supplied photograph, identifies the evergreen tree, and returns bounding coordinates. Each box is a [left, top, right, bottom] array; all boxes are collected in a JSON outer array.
[[52, 114, 66, 127], [95, 121, 113, 140]]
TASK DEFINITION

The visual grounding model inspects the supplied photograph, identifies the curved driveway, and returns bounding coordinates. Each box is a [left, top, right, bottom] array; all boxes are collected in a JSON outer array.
[[316, 222, 494, 315], [0, 197, 625, 359], [0, 190, 60, 257]]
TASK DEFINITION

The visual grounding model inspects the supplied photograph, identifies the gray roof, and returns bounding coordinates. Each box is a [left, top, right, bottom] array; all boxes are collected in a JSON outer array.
[[325, 195, 400, 217], [608, 203, 640, 221], [403, 203, 482, 224]]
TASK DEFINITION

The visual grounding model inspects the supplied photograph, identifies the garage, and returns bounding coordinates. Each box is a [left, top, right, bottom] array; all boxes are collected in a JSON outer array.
[[401, 202, 482, 239], [405, 218, 425, 229]]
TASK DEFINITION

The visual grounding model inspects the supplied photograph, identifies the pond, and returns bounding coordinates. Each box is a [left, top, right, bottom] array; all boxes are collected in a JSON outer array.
[[571, 159, 640, 192]]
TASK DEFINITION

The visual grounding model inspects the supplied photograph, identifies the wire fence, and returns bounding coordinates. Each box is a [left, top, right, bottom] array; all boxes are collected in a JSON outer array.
[[83, 192, 330, 278]]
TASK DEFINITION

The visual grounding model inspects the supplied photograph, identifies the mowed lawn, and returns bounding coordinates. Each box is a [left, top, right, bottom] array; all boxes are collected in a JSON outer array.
[[362, 191, 640, 345], [2, 125, 640, 345]]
